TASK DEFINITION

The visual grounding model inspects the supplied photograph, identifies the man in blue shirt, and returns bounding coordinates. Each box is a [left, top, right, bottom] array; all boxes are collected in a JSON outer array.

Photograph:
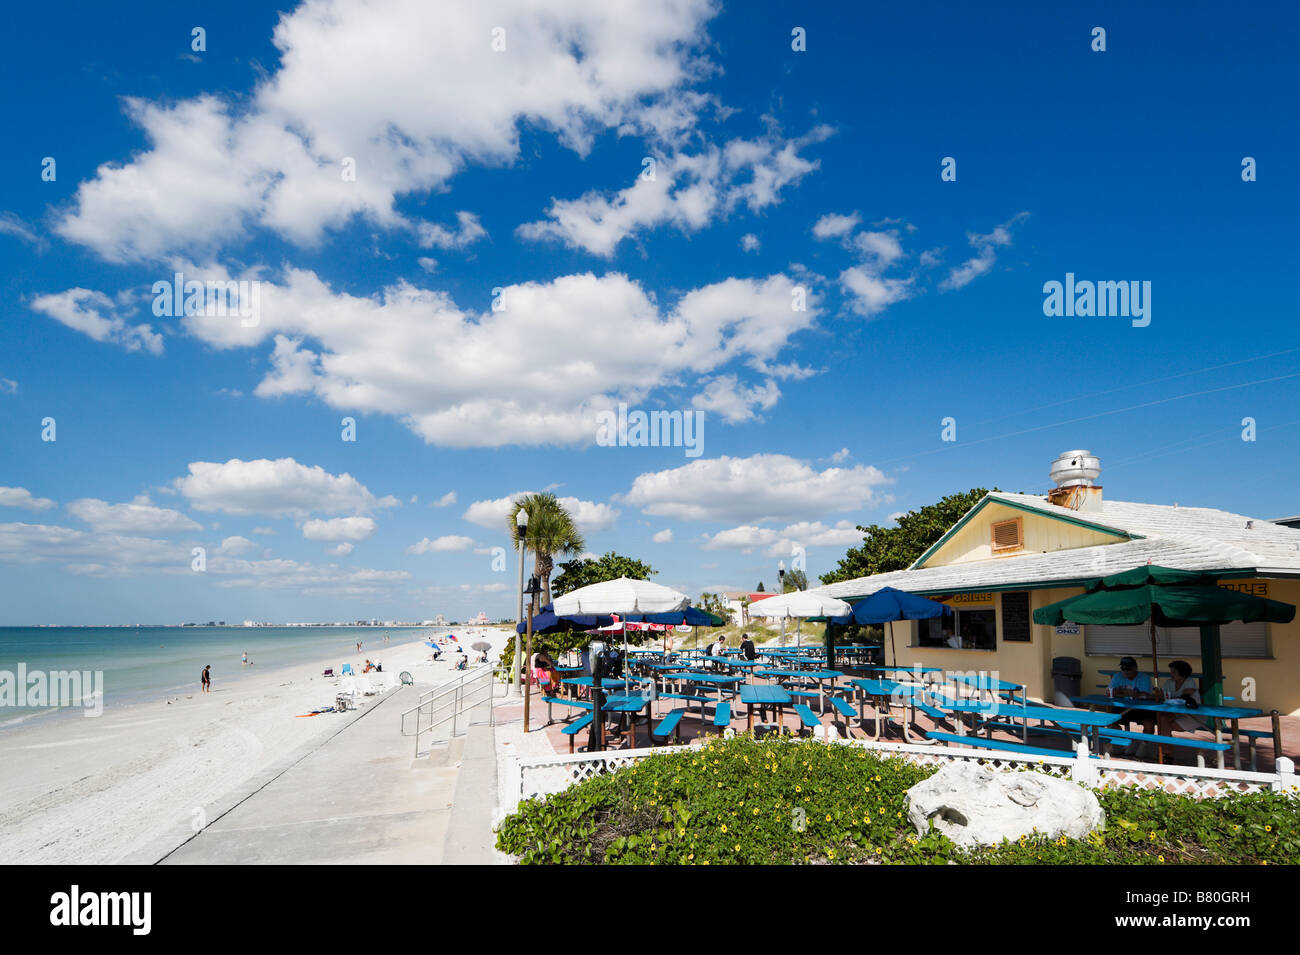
[[1108, 657, 1154, 699], [1108, 656, 1157, 748]]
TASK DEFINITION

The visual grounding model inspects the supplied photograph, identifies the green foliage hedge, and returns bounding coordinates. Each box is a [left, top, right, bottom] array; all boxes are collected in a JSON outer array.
[[496, 736, 1300, 865]]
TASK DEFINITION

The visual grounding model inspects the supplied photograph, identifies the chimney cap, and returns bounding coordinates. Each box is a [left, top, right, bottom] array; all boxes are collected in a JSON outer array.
[[1050, 450, 1101, 488]]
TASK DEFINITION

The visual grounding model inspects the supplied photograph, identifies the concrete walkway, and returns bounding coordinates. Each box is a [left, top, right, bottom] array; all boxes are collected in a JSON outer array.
[[160, 684, 460, 865]]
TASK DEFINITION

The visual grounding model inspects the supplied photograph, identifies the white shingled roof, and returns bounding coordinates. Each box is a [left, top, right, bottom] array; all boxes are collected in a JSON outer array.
[[816, 491, 1300, 600]]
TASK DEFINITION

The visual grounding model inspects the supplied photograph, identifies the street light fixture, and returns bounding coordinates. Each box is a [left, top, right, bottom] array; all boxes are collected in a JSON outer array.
[[778, 559, 787, 646], [511, 508, 528, 697]]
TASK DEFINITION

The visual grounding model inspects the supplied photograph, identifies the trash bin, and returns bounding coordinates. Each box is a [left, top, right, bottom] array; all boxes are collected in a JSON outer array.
[[1051, 656, 1082, 699]]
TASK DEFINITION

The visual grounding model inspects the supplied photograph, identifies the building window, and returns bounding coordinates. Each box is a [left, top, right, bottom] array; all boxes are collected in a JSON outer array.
[[917, 607, 994, 649], [991, 517, 1023, 553], [916, 609, 955, 647], [955, 608, 997, 649]]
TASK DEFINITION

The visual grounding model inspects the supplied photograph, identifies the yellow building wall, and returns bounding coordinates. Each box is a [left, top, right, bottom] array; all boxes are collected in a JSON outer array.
[[887, 591, 1053, 700], [887, 581, 1300, 716], [922, 502, 1128, 567]]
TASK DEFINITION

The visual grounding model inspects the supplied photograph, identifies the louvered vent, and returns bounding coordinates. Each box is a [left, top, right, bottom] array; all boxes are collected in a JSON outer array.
[[991, 518, 1022, 552]]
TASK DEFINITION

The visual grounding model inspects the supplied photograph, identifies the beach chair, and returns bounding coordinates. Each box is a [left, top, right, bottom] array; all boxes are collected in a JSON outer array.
[[399, 671, 414, 686], [341, 663, 354, 676], [322, 667, 335, 678]]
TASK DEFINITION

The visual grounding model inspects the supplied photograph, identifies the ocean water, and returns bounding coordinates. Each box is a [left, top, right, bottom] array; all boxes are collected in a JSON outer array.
[[0, 626, 434, 730]]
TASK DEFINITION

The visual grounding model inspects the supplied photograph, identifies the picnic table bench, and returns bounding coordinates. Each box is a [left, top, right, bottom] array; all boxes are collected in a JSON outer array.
[[1071, 694, 1265, 769]]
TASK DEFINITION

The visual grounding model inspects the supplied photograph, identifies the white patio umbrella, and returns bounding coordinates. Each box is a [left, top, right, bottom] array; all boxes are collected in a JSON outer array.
[[552, 576, 689, 615], [746, 591, 851, 650], [553, 577, 689, 690]]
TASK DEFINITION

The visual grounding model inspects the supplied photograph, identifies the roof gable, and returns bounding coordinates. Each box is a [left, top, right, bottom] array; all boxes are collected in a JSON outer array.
[[913, 493, 1137, 569]]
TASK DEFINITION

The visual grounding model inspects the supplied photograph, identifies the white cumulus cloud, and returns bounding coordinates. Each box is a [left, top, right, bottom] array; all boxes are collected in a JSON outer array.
[[622, 454, 890, 524], [174, 458, 398, 518]]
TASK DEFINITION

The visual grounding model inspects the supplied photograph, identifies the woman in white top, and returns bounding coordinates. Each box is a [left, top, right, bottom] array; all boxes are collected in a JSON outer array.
[[1159, 660, 1206, 732]]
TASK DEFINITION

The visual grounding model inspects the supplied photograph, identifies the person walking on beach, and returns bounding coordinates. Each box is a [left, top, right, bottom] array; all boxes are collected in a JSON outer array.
[[201, 665, 212, 693]]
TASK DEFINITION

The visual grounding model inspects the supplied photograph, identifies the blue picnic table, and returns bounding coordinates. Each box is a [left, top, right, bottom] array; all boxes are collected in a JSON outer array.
[[847, 677, 929, 741], [601, 691, 654, 749], [1071, 694, 1264, 769], [667, 671, 743, 722], [739, 684, 793, 730], [757, 667, 845, 713]]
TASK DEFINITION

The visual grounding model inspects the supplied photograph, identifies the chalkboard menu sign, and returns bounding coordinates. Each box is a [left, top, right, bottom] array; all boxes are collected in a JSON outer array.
[[1001, 591, 1031, 642]]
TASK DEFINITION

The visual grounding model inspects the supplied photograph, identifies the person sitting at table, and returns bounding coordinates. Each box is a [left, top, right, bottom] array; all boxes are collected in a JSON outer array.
[[1108, 656, 1156, 745], [739, 633, 757, 661], [710, 635, 727, 657], [1108, 657, 1155, 699], [1158, 660, 1206, 732]]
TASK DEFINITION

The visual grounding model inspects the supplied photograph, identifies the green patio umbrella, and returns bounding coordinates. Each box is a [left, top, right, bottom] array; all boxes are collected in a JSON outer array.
[[1033, 565, 1295, 702]]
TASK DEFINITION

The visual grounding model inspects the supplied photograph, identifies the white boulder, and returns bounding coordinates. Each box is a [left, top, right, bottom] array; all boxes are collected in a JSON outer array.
[[905, 761, 1104, 848]]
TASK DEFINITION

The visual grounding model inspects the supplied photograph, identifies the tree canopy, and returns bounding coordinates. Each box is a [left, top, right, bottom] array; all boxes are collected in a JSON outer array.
[[552, 551, 656, 598], [819, 488, 994, 585], [506, 492, 586, 606]]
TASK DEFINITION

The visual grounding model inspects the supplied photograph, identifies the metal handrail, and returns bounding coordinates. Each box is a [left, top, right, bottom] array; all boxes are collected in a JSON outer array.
[[400, 664, 505, 758]]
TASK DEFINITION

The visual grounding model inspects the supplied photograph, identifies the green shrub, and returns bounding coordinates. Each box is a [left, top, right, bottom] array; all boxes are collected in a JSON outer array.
[[496, 736, 1300, 865]]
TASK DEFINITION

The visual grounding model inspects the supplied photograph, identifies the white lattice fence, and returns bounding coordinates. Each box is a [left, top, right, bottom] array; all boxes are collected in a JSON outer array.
[[502, 736, 1297, 814]]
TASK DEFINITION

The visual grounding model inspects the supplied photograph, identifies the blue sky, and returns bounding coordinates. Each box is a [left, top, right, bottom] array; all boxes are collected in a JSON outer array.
[[1, 1, 1298, 625]]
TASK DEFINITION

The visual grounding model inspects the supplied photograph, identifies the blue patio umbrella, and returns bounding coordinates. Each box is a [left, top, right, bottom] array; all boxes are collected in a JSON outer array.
[[515, 606, 614, 635], [850, 587, 948, 669]]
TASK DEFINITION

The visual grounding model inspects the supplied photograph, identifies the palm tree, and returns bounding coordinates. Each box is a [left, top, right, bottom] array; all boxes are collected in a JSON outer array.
[[506, 492, 586, 608]]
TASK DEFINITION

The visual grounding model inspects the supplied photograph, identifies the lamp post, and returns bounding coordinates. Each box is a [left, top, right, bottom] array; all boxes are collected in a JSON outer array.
[[511, 509, 528, 697], [778, 560, 787, 647], [523, 575, 540, 731]]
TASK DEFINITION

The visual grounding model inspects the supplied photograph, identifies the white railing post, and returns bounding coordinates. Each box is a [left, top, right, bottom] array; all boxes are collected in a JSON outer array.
[[1272, 756, 1297, 795], [1071, 737, 1098, 787]]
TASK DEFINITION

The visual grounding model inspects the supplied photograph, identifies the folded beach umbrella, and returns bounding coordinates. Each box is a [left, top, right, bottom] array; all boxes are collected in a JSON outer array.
[[848, 587, 947, 670]]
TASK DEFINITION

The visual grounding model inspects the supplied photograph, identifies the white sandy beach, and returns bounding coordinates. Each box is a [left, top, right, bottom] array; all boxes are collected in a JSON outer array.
[[0, 627, 513, 864]]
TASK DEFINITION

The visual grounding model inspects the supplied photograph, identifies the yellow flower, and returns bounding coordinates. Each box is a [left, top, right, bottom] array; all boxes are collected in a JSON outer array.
[[721, 824, 728, 833], [734, 844, 741, 852], [753, 807, 760, 815], [825, 814, 832, 822]]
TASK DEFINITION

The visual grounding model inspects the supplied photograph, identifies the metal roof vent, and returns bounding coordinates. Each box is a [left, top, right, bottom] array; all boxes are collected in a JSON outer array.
[[1047, 450, 1103, 512]]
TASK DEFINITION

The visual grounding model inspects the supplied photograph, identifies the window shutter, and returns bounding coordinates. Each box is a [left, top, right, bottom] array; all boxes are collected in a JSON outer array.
[[1085, 621, 1268, 659]]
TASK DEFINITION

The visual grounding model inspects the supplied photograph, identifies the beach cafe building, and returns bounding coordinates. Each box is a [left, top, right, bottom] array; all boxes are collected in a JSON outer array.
[[815, 451, 1300, 715]]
